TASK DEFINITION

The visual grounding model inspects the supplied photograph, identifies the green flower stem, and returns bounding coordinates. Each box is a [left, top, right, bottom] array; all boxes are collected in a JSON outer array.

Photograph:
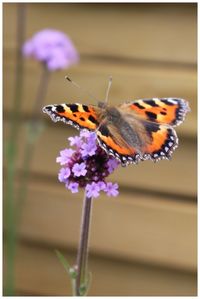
[[4, 4, 26, 296], [75, 192, 93, 296], [16, 66, 50, 222], [31, 65, 50, 123], [15, 141, 34, 222]]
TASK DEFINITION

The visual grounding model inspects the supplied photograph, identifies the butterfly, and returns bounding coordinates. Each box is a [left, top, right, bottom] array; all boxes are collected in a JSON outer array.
[[43, 98, 190, 166]]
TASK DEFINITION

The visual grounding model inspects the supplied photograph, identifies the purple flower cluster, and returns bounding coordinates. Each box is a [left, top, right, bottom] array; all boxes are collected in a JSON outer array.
[[22, 29, 79, 71], [57, 130, 120, 198]]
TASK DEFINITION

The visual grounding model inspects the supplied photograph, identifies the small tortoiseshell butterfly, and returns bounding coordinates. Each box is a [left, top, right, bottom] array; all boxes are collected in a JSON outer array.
[[43, 97, 190, 166]]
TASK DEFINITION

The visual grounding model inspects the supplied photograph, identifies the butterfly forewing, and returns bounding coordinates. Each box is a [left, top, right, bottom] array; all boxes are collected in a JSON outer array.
[[119, 98, 190, 127], [43, 103, 100, 131]]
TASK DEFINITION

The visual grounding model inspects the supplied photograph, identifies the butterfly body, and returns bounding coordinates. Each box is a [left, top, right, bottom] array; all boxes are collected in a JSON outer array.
[[43, 98, 190, 166]]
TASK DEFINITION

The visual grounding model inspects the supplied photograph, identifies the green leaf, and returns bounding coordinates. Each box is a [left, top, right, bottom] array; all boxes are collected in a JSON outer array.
[[79, 271, 92, 296], [79, 284, 87, 296], [55, 250, 79, 296], [55, 249, 71, 273]]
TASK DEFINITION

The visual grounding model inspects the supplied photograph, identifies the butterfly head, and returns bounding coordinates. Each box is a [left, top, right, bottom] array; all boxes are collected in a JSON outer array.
[[98, 101, 107, 109]]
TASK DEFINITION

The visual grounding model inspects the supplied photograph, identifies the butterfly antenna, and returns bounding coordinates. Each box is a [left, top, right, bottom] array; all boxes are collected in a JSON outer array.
[[104, 75, 112, 105], [65, 76, 98, 102]]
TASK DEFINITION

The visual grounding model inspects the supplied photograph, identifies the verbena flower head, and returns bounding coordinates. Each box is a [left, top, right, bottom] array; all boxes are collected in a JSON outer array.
[[57, 130, 120, 198], [22, 29, 79, 71]]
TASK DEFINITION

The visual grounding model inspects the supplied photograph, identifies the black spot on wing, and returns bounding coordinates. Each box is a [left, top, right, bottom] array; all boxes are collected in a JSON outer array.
[[82, 105, 90, 112], [67, 104, 79, 113], [55, 105, 65, 113], [99, 124, 110, 137], [146, 100, 160, 107], [44, 105, 53, 111], [133, 102, 145, 109], [161, 99, 174, 106], [160, 111, 167, 115], [144, 121, 160, 132], [80, 117, 85, 121], [88, 115, 98, 124], [145, 111, 157, 120], [142, 121, 160, 139]]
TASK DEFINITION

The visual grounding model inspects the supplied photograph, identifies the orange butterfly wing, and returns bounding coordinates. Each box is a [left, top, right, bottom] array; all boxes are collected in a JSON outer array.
[[139, 121, 178, 162], [96, 118, 178, 166], [43, 103, 100, 131], [120, 98, 190, 126]]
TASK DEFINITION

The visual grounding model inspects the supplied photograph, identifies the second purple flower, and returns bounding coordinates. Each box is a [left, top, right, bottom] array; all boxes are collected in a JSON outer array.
[[22, 29, 79, 71]]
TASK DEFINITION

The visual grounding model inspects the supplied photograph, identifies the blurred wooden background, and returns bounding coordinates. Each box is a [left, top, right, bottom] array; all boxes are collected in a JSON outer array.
[[3, 3, 197, 296]]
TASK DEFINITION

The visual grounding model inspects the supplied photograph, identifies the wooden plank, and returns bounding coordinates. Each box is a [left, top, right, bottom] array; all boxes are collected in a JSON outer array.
[[15, 179, 197, 271], [4, 121, 197, 197], [3, 3, 197, 64], [3, 60, 197, 138], [9, 242, 196, 296]]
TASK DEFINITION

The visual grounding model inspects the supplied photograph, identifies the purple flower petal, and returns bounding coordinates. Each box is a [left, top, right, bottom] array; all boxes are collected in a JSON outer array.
[[97, 181, 106, 191], [46, 48, 69, 70], [72, 162, 87, 177], [67, 182, 79, 193], [58, 167, 71, 182], [80, 129, 91, 138], [68, 136, 82, 147], [81, 132, 97, 157], [107, 157, 119, 173], [81, 142, 97, 157], [56, 148, 74, 165], [105, 182, 119, 197], [22, 39, 34, 56], [86, 182, 100, 198], [87, 132, 97, 142]]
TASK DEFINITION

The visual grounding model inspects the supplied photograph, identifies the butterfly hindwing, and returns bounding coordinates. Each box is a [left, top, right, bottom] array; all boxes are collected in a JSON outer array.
[[120, 98, 190, 127], [139, 120, 178, 162], [43, 103, 99, 131], [96, 123, 138, 165], [96, 118, 178, 166]]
